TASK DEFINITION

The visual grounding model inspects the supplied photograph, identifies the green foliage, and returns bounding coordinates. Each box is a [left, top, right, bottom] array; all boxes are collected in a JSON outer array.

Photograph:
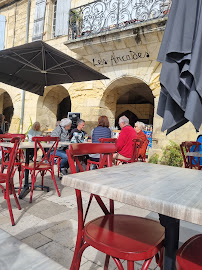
[[24, 116, 33, 136], [160, 140, 183, 167], [148, 153, 159, 164]]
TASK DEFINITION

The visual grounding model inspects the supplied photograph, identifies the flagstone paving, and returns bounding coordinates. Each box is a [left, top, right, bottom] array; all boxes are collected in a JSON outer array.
[[0, 166, 202, 270]]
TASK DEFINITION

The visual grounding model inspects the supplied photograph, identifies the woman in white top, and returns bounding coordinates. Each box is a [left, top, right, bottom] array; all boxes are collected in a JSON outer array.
[[27, 122, 42, 142]]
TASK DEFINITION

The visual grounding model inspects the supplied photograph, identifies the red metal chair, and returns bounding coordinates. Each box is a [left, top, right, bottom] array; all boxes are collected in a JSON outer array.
[[180, 141, 202, 169], [86, 138, 117, 170], [176, 234, 202, 270], [0, 134, 25, 181], [18, 136, 61, 203], [116, 138, 140, 165], [66, 143, 164, 270], [138, 139, 150, 162], [0, 137, 21, 226]]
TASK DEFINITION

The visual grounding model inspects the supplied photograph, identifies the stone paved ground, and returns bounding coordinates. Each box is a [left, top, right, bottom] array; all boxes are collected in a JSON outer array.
[[0, 166, 202, 270]]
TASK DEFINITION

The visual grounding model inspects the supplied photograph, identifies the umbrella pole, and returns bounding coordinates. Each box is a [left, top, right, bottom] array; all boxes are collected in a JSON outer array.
[[20, 0, 30, 133]]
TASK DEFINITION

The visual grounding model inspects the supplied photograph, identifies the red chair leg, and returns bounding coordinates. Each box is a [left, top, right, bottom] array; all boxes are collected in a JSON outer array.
[[41, 171, 44, 190], [86, 162, 90, 171], [18, 169, 24, 195], [6, 188, 15, 226], [104, 255, 110, 270], [113, 258, 124, 270], [11, 181, 21, 210], [127, 261, 134, 270], [141, 257, 153, 270], [51, 171, 60, 197], [74, 242, 90, 270], [30, 174, 35, 203]]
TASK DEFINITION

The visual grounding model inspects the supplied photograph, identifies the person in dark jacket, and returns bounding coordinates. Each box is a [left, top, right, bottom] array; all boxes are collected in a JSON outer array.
[[51, 118, 72, 176], [69, 119, 87, 143], [89, 116, 112, 163]]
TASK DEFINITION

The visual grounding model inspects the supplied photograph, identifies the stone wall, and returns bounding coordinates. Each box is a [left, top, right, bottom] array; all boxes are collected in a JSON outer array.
[[0, 0, 201, 155]]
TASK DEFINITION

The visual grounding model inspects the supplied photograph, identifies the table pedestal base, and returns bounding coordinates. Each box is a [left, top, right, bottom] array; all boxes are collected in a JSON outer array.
[[159, 214, 180, 270]]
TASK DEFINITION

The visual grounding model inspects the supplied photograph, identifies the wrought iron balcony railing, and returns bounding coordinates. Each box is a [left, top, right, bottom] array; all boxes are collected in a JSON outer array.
[[68, 0, 171, 40]]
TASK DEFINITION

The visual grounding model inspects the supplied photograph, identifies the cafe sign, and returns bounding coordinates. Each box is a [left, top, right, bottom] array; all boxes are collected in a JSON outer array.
[[92, 49, 150, 67]]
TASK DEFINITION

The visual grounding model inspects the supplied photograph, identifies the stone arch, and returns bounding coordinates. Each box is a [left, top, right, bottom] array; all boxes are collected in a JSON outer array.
[[100, 75, 154, 127], [36, 85, 71, 131], [115, 110, 139, 127], [0, 87, 15, 132]]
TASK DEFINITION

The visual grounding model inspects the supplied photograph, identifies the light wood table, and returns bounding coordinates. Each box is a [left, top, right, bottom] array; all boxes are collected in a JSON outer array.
[[0, 141, 70, 149], [187, 151, 202, 157], [62, 162, 202, 270]]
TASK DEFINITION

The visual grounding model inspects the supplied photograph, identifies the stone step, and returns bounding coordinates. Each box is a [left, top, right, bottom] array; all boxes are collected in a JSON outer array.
[[0, 229, 67, 270]]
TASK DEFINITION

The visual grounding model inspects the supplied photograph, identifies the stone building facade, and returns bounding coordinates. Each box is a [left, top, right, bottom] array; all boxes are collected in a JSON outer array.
[[0, 0, 200, 156]]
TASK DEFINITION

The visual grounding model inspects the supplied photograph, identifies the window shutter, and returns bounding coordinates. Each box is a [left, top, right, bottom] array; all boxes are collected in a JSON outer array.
[[32, 0, 47, 41], [0, 15, 6, 50], [55, 0, 71, 36]]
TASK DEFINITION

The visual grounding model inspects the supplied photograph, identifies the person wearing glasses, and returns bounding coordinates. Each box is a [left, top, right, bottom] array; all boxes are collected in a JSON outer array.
[[134, 121, 148, 158], [113, 116, 137, 161]]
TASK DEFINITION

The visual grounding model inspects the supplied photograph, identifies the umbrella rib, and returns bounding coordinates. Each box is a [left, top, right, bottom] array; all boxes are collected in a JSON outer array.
[[45, 59, 71, 72], [42, 44, 48, 85], [11, 51, 42, 71], [11, 51, 43, 76], [45, 51, 74, 81], [50, 63, 79, 70]]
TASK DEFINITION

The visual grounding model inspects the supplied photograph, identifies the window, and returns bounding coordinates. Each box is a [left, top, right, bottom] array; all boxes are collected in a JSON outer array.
[[0, 15, 6, 50], [52, 0, 71, 38], [52, 0, 57, 37]]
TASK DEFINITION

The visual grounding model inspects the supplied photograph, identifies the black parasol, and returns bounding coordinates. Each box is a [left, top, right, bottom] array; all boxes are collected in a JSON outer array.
[[157, 0, 202, 134], [0, 41, 108, 96]]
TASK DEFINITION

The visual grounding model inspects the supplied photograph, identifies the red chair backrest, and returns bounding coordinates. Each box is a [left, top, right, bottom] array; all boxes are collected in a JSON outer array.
[[0, 134, 24, 164], [130, 138, 140, 162], [0, 133, 25, 141], [139, 139, 149, 160], [99, 138, 117, 144], [6, 137, 21, 180], [32, 136, 59, 168], [67, 143, 117, 174], [180, 141, 201, 169]]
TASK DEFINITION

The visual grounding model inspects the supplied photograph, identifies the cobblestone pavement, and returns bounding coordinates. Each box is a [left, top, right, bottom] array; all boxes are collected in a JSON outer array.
[[0, 166, 201, 270]]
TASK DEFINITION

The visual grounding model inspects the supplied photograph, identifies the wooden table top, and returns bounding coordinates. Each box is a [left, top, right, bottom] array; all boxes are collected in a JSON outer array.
[[62, 162, 202, 225], [187, 151, 202, 157], [0, 141, 70, 149]]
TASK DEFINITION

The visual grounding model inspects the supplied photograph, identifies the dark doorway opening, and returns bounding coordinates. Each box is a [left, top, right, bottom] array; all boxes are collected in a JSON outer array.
[[57, 96, 71, 120]]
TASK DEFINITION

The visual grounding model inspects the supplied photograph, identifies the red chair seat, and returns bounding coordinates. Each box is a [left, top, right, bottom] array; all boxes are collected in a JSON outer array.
[[176, 234, 202, 270], [84, 215, 164, 261]]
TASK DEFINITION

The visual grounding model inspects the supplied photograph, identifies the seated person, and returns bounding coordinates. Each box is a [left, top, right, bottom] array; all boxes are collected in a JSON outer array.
[[27, 122, 42, 160], [27, 122, 42, 141], [51, 118, 72, 176], [69, 119, 87, 143], [134, 121, 148, 158], [89, 115, 112, 164], [113, 116, 137, 162]]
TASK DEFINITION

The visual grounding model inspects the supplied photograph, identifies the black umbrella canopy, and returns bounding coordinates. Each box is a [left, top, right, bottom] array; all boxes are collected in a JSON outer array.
[[157, 0, 202, 134], [0, 41, 108, 95]]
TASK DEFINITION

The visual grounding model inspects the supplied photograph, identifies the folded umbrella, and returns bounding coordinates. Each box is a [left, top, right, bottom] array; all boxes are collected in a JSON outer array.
[[157, 0, 202, 134]]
